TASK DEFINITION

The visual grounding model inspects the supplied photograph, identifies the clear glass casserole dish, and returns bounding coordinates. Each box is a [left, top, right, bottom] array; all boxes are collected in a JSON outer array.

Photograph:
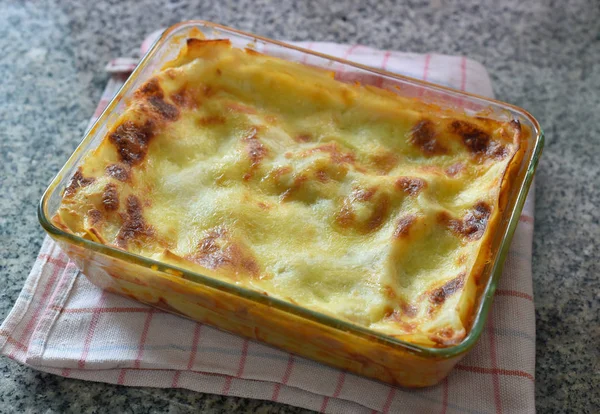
[[39, 21, 543, 387]]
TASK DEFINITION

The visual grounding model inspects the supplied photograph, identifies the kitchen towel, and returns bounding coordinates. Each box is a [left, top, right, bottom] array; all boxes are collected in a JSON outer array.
[[0, 36, 536, 414]]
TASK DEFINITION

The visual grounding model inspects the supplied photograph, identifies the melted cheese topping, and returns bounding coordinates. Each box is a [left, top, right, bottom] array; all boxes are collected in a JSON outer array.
[[55, 38, 523, 347]]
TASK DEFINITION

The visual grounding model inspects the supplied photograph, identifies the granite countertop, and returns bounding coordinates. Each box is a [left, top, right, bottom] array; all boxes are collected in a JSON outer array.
[[1, 0, 598, 412]]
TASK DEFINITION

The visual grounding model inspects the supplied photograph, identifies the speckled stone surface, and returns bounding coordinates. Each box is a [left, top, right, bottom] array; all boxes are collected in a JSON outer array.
[[1, 0, 598, 412]]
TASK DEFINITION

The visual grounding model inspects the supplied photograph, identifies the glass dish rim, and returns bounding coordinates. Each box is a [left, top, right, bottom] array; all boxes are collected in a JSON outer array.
[[38, 20, 544, 359]]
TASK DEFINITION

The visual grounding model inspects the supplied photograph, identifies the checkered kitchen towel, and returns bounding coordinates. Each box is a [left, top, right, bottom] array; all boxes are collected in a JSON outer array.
[[0, 35, 536, 414]]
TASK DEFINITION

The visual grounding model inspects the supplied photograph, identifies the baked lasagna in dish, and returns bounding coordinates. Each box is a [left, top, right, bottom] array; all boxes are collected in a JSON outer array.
[[54, 38, 524, 347]]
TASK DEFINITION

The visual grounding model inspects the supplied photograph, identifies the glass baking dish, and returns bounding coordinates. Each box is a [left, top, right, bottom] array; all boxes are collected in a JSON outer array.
[[38, 21, 543, 388]]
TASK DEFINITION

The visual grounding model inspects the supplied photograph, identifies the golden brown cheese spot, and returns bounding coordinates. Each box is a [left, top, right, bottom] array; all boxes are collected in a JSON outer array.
[[187, 227, 260, 278], [409, 119, 447, 155], [429, 273, 466, 305], [335, 188, 391, 233], [88, 209, 103, 225], [385, 304, 418, 325], [242, 127, 268, 181], [450, 120, 489, 153], [102, 183, 120, 211], [439, 327, 458, 340], [335, 203, 355, 227], [64, 168, 95, 197], [137, 78, 163, 98], [197, 115, 226, 126], [439, 327, 455, 338], [106, 164, 131, 182], [170, 86, 202, 109], [369, 151, 398, 174], [440, 202, 492, 241], [147, 95, 179, 121], [190, 227, 225, 268], [135, 78, 179, 121], [353, 187, 377, 202], [430, 327, 462, 345], [395, 177, 426, 196], [450, 119, 507, 159], [109, 121, 155, 166], [116, 195, 154, 248], [171, 90, 190, 107], [367, 193, 390, 232], [400, 323, 418, 334], [462, 202, 492, 239], [301, 143, 356, 165], [401, 302, 419, 318], [383, 285, 396, 299], [386, 301, 418, 321], [393, 214, 417, 239], [490, 144, 508, 159]]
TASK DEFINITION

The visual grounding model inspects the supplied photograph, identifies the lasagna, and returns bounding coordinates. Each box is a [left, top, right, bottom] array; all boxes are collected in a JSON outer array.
[[54, 38, 524, 347]]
